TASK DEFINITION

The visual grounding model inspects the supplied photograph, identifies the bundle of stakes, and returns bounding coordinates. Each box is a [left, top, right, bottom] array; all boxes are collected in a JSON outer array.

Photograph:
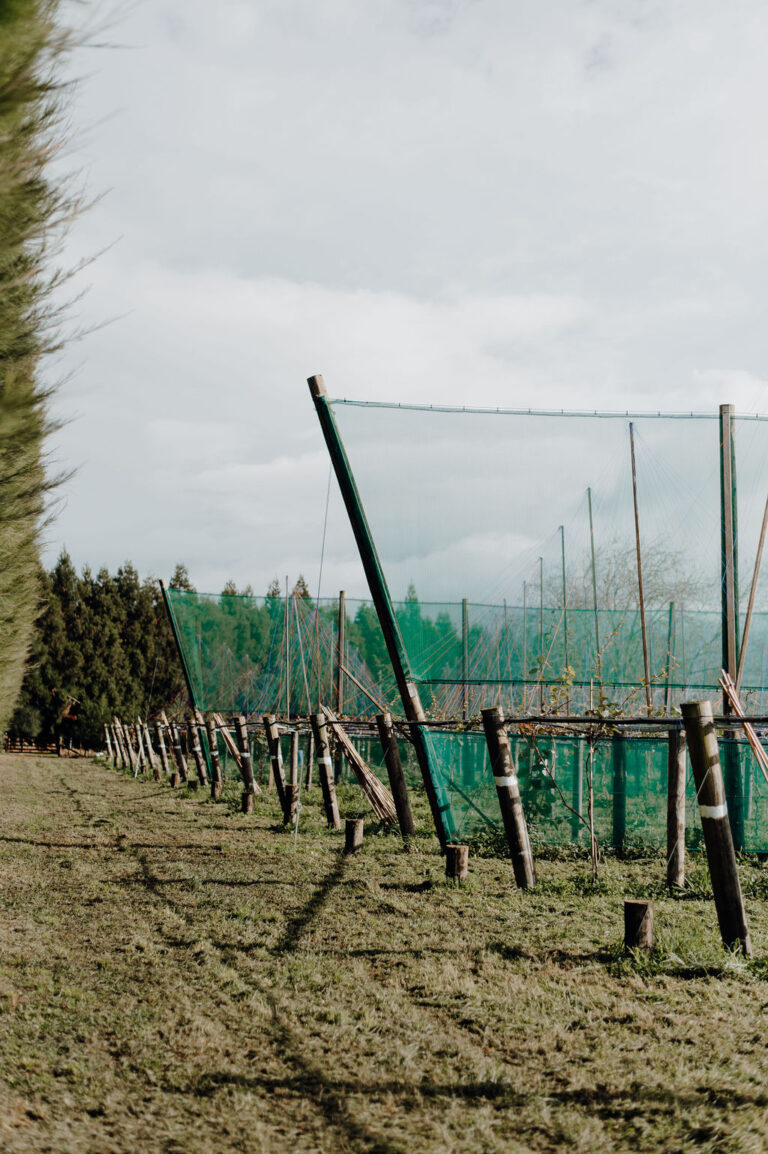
[[322, 706, 398, 825]]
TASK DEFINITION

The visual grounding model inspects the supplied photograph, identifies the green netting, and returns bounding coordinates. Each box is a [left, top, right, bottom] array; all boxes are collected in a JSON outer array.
[[164, 588, 397, 717], [323, 398, 768, 848], [426, 728, 768, 853]]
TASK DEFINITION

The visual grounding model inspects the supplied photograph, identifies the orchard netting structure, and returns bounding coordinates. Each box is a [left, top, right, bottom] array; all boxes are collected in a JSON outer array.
[[162, 587, 397, 719], [310, 376, 768, 852]]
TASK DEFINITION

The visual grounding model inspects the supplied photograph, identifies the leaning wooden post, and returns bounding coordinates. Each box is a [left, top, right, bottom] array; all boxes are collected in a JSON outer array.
[[310, 711, 341, 829], [205, 717, 224, 800], [117, 718, 137, 774], [376, 712, 416, 841], [681, 700, 751, 954], [140, 718, 160, 781], [104, 724, 113, 763], [481, 706, 536, 889], [263, 715, 289, 820], [667, 725, 686, 890], [234, 715, 257, 813]]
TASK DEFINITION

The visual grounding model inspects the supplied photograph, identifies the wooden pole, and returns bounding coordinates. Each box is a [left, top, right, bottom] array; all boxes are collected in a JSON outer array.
[[287, 729, 299, 824], [572, 736, 584, 842], [481, 705, 536, 889], [262, 714, 288, 820], [667, 725, 686, 890], [462, 597, 469, 721], [560, 524, 569, 679], [305, 729, 314, 789], [624, 899, 654, 950], [538, 557, 544, 713], [336, 590, 346, 715], [612, 732, 626, 853], [188, 720, 209, 787], [681, 700, 751, 954], [155, 722, 171, 778], [170, 722, 188, 783], [736, 492, 768, 693], [104, 725, 113, 762], [310, 711, 341, 829], [308, 373, 449, 848], [205, 717, 224, 800], [234, 715, 257, 814], [522, 582, 527, 712], [664, 601, 675, 713], [376, 711, 417, 841], [284, 577, 290, 721], [629, 422, 652, 713], [587, 486, 602, 689]]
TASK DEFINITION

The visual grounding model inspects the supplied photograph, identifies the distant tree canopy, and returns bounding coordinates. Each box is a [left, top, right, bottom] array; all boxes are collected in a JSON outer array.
[[0, 1, 83, 729], [10, 553, 186, 749]]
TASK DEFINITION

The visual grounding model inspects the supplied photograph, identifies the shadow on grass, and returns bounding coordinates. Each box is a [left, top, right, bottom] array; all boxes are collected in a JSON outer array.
[[272, 855, 348, 955]]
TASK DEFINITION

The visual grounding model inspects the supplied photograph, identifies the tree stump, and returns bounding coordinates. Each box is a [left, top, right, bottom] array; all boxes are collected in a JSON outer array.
[[170, 772, 180, 789], [445, 844, 469, 883], [344, 818, 364, 855], [624, 899, 654, 951]]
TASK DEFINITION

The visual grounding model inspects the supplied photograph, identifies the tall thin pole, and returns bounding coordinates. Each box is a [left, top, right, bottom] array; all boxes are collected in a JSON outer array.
[[538, 556, 544, 713], [522, 583, 527, 712], [336, 589, 346, 715], [461, 597, 469, 720], [560, 525, 570, 713], [735, 493, 767, 693], [587, 486, 602, 688], [285, 575, 290, 720], [720, 403, 739, 713], [308, 374, 449, 847], [629, 422, 652, 713], [664, 600, 675, 713]]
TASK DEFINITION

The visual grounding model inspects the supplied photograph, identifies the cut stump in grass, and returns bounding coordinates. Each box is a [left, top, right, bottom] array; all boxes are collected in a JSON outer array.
[[344, 818, 364, 855], [624, 899, 654, 951], [445, 844, 469, 883]]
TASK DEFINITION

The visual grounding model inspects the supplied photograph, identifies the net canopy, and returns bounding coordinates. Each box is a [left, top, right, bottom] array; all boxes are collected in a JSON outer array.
[[329, 401, 768, 714]]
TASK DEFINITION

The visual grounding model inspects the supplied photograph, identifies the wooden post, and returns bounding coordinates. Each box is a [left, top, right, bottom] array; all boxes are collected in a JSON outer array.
[[117, 718, 137, 774], [681, 700, 751, 954], [155, 722, 171, 778], [587, 485, 602, 690], [188, 720, 209, 787], [612, 733, 626, 853], [481, 706, 536, 889], [571, 736, 584, 842], [287, 729, 299, 825], [205, 717, 224, 800], [664, 601, 675, 713], [305, 729, 315, 789], [336, 590, 346, 715], [720, 403, 739, 710], [170, 722, 188, 783], [624, 899, 654, 950], [667, 726, 686, 890], [736, 492, 768, 693], [445, 844, 469, 882], [140, 719, 160, 781], [375, 712, 417, 841], [310, 711, 341, 829], [344, 817, 364, 855], [234, 715, 257, 813], [263, 715, 289, 820], [629, 421, 652, 713], [560, 524, 569, 712], [104, 725, 113, 762]]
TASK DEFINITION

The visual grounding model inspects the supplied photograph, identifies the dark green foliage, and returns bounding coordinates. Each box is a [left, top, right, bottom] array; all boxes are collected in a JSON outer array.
[[10, 553, 185, 748], [0, 1, 80, 728]]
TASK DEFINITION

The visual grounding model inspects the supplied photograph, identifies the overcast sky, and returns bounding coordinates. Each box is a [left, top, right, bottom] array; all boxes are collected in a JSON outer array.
[[45, 0, 768, 601]]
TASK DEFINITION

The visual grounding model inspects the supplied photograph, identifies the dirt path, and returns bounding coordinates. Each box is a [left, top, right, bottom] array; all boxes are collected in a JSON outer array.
[[2, 755, 768, 1152]]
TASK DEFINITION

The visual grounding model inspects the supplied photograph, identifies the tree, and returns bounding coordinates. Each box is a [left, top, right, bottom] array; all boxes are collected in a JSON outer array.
[[0, 2, 83, 729], [169, 563, 195, 592], [292, 574, 311, 599]]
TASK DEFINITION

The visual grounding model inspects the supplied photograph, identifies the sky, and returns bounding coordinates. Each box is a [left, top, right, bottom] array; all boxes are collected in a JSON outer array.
[[45, 0, 768, 603]]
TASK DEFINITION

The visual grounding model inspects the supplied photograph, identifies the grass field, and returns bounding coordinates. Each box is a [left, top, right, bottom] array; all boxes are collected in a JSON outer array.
[[2, 754, 768, 1152]]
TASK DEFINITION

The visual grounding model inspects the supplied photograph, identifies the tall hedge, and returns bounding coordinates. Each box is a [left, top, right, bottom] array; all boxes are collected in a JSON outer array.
[[0, 1, 78, 728]]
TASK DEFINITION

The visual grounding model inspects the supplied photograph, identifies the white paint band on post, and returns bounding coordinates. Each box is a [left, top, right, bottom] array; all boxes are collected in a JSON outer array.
[[699, 802, 728, 820], [494, 774, 518, 789]]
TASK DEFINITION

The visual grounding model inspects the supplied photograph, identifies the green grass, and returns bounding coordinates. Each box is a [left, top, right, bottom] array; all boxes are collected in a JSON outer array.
[[2, 754, 768, 1151]]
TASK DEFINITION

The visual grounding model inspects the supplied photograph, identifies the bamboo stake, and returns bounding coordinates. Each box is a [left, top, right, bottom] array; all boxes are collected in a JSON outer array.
[[323, 707, 397, 825], [735, 493, 768, 693], [629, 422, 652, 713]]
